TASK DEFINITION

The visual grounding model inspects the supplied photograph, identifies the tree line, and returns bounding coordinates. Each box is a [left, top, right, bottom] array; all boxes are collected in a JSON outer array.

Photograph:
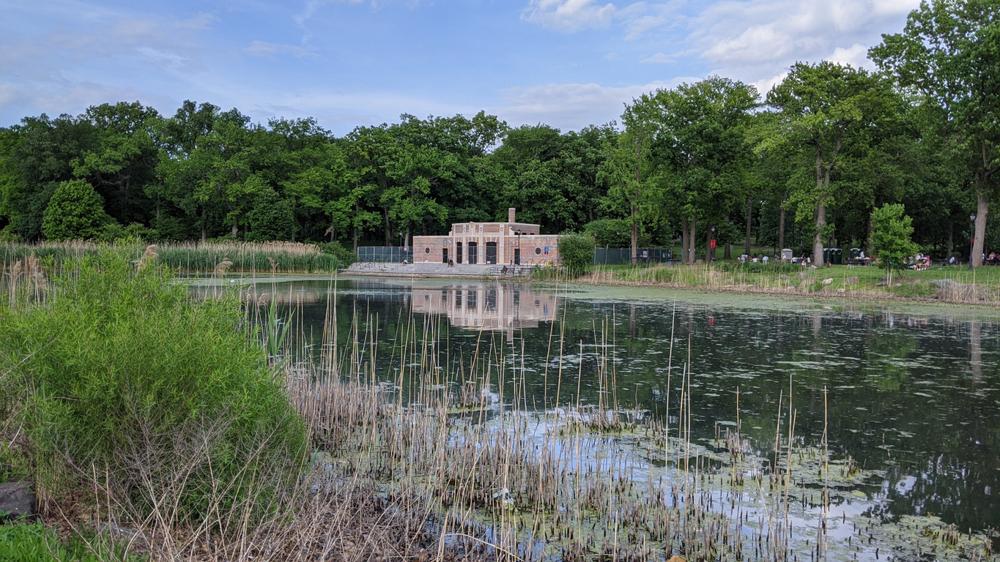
[[1, 1, 997, 266]]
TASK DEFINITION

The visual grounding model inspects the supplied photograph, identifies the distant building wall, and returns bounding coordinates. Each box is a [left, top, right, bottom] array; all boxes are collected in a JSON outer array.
[[412, 227, 561, 266], [412, 235, 450, 263]]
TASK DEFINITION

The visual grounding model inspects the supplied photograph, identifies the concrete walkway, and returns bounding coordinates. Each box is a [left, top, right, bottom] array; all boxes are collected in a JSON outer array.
[[345, 262, 537, 278]]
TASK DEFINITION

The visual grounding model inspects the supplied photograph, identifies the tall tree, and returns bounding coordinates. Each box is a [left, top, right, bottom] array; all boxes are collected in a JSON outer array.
[[599, 97, 662, 265], [653, 77, 759, 264], [74, 102, 161, 226], [768, 62, 898, 266], [871, 0, 1000, 266]]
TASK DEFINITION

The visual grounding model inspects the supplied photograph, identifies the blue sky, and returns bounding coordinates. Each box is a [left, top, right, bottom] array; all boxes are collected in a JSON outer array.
[[0, 0, 919, 134]]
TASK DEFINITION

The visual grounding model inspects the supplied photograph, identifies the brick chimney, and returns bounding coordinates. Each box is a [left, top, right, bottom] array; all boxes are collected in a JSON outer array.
[[508, 207, 516, 223]]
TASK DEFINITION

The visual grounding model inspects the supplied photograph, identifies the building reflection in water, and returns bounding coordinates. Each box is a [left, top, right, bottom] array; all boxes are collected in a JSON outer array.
[[410, 283, 557, 339]]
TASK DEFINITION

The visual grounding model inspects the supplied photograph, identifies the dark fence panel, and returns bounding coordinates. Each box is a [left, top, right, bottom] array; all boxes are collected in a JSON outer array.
[[357, 246, 413, 263], [593, 247, 673, 265]]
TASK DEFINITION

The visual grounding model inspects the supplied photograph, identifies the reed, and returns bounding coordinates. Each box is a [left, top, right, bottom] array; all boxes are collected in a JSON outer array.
[[0, 240, 347, 274]]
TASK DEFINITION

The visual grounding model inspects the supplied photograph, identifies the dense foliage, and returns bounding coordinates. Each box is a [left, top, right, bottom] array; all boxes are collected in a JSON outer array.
[[0, 1, 997, 265], [0, 254, 308, 522], [557, 233, 597, 275]]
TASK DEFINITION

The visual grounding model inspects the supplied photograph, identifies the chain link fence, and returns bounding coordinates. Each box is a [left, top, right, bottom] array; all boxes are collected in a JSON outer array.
[[356, 246, 413, 263], [593, 247, 673, 265]]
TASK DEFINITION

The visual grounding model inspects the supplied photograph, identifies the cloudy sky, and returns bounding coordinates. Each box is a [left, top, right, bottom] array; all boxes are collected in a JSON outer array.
[[0, 0, 919, 133]]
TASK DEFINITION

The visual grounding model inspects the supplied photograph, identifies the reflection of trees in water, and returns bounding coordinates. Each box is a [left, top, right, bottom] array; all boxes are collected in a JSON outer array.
[[969, 320, 982, 381]]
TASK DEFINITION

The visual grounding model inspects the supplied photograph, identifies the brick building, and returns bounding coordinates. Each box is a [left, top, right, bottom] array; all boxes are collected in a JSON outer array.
[[411, 208, 561, 266]]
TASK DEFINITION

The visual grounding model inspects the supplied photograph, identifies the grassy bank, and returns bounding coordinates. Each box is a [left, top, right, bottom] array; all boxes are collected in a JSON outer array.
[[0, 240, 349, 275], [535, 262, 1000, 305]]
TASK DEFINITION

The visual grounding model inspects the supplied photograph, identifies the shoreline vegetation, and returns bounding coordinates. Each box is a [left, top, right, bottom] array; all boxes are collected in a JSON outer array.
[[532, 262, 1000, 307], [2, 250, 997, 561], [0, 240, 350, 275]]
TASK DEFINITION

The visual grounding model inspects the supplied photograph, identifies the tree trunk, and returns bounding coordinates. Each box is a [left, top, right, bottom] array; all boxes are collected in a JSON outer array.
[[680, 217, 688, 265], [724, 243, 732, 259], [404, 224, 411, 252], [778, 203, 786, 255], [630, 206, 638, 266], [813, 154, 826, 267], [971, 190, 988, 267], [744, 196, 752, 257], [813, 203, 826, 266], [231, 224, 238, 238], [947, 221, 954, 259], [383, 210, 391, 246], [353, 227, 359, 252], [688, 219, 697, 265]]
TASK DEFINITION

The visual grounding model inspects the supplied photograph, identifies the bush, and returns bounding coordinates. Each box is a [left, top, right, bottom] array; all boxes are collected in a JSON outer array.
[[319, 241, 356, 267], [558, 233, 596, 276], [41, 180, 113, 241], [0, 253, 308, 523]]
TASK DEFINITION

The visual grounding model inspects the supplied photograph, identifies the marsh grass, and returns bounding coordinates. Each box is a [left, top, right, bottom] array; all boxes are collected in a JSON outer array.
[[543, 262, 1000, 305], [0, 240, 345, 275]]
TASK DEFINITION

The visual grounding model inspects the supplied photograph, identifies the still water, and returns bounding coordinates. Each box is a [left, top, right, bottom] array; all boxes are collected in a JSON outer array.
[[223, 276, 1000, 536]]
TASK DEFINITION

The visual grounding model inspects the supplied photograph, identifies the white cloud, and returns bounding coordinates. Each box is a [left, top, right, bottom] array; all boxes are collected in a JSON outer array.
[[495, 79, 692, 130], [137, 47, 188, 70], [640, 51, 676, 64], [521, 0, 617, 31], [827, 43, 873, 69], [522, 0, 680, 37], [245, 41, 317, 58], [689, 0, 918, 95]]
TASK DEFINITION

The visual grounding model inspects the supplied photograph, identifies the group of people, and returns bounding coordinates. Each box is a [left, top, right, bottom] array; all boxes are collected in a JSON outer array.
[[911, 253, 932, 270], [738, 254, 770, 264]]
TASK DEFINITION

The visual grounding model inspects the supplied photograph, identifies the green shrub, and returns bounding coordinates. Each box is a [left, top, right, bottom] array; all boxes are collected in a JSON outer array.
[[318, 241, 356, 268], [558, 233, 596, 276], [41, 180, 113, 241], [0, 253, 308, 523]]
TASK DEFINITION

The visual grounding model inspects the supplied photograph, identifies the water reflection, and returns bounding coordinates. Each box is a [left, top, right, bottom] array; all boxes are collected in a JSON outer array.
[[410, 283, 557, 340], [211, 276, 1000, 535]]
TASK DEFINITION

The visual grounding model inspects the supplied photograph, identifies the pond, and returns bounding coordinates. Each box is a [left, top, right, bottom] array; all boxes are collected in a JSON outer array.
[[198, 275, 1000, 551]]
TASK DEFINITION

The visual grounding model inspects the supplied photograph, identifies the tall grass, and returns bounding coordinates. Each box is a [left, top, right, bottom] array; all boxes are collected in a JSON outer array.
[[0, 240, 347, 274]]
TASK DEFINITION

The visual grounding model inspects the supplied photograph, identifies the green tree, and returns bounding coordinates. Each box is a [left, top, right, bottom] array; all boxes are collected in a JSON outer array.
[[768, 62, 898, 266], [600, 97, 662, 265], [557, 233, 595, 275], [870, 203, 919, 283], [41, 179, 113, 240], [652, 77, 759, 264], [73, 102, 161, 225], [871, 0, 1000, 267]]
